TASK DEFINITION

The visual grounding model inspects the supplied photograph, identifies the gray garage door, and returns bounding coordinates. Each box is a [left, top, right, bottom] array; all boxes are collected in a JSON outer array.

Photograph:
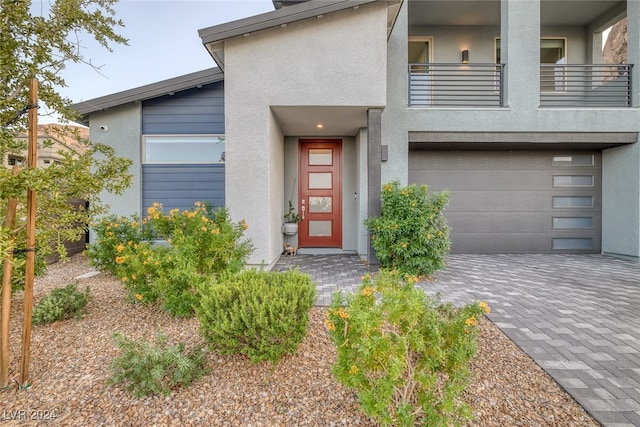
[[408, 151, 601, 253]]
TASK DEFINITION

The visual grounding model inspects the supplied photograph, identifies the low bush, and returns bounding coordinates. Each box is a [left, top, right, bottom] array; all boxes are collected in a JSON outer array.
[[108, 331, 209, 397], [326, 270, 490, 426], [32, 282, 91, 324], [85, 214, 149, 276], [195, 269, 316, 363], [365, 181, 450, 277], [86, 202, 253, 316]]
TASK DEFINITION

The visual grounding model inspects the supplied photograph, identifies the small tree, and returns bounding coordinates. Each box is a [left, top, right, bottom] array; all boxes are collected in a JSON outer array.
[[1, 0, 132, 271], [365, 181, 450, 276]]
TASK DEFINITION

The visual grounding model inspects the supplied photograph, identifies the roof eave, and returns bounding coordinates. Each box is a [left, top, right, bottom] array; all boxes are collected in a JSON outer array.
[[72, 67, 224, 120], [199, 0, 401, 69]]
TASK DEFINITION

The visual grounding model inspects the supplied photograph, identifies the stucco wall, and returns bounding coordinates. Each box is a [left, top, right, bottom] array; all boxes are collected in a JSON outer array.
[[90, 103, 142, 223], [223, 2, 390, 265], [602, 142, 640, 258]]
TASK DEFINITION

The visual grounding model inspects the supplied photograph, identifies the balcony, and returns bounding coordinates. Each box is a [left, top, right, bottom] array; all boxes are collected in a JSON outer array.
[[539, 64, 633, 108], [408, 63, 504, 108], [408, 63, 633, 109]]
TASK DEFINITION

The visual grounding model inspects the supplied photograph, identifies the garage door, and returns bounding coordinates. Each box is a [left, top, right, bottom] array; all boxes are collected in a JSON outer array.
[[408, 151, 601, 253]]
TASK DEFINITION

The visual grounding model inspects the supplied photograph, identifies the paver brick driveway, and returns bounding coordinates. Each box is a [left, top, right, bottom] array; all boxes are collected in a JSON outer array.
[[274, 252, 640, 426], [428, 254, 640, 427]]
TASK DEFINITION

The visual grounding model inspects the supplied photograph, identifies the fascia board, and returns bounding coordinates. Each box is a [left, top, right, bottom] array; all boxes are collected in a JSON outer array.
[[72, 68, 224, 117], [198, 0, 377, 45]]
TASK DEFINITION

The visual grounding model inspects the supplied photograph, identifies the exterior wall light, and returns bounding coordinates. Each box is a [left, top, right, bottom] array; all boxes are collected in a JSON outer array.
[[462, 50, 469, 64]]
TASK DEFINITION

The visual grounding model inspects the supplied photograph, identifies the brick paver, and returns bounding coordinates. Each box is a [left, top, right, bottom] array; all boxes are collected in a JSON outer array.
[[273, 253, 640, 427]]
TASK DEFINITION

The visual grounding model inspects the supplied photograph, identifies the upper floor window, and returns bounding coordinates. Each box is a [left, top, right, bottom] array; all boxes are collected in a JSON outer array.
[[143, 135, 225, 164]]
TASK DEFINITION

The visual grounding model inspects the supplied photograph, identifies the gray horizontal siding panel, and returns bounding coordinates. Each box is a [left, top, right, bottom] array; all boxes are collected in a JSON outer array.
[[142, 82, 224, 135], [142, 164, 225, 213], [143, 105, 224, 115]]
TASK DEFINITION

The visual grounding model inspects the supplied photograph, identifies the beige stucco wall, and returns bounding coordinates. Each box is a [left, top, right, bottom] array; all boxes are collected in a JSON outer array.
[[223, 3, 390, 265]]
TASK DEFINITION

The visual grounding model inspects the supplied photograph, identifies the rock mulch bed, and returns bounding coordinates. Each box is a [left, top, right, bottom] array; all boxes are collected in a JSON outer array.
[[1, 255, 599, 426]]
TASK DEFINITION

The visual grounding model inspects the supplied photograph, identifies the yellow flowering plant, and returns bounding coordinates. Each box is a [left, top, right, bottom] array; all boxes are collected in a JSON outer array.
[[365, 181, 450, 277], [86, 202, 253, 317], [327, 269, 490, 426]]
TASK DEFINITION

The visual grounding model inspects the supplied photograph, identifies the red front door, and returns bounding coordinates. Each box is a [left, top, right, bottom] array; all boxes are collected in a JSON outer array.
[[298, 139, 342, 248]]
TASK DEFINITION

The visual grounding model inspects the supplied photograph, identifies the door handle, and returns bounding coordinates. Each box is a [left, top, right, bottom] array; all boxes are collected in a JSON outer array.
[[301, 205, 305, 220]]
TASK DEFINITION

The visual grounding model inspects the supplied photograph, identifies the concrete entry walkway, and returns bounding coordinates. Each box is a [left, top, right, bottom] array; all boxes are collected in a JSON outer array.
[[273, 253, 640, 427]]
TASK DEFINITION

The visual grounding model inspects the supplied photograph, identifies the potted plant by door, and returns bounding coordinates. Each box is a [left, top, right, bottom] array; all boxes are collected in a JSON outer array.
[[282, 200, 301, 235]]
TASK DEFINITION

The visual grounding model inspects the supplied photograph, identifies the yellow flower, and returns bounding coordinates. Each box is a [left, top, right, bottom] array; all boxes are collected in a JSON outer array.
[[201, 226, 208, 232], [169, 208, 179, 216], [116, 244, 125, 253], [121, 276, 128, 282], [401, 242, 407, 249], [335, 307, 350, 319], [127, 240, 133, 246], [201, 216, 209, 223], [349, 365, 359, 375], [135, 294, 143, 301], [241, 219, 248, 230], [131, 221, 138, 228], [325, 319, 336, 331], [404, 275, 418, 284], [427, 234, 432, 240], [479, 301, 491, 314], [212, 228, 220, 235], [383, 184, 392, 192], [465, 317, 477, 327], [131, 274, 137, 280], [195, 201, 202, 207], [361, 286, 376, 297], [115, 256, 125, 264], [437, 231, 443, 237]]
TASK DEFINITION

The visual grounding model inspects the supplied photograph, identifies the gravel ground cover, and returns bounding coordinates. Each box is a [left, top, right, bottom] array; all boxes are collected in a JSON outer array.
[[2, 255, 599, 426]]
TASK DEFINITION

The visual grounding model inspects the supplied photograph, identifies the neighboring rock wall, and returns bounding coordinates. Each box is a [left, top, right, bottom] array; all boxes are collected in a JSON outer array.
[[603, 17, 627, 82], [604, 17, 627, 64]]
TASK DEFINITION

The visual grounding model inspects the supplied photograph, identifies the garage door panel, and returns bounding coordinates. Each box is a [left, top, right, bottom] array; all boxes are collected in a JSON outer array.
[[409, 150, 601, 254], [447, 212, 552, 233], [417, 170, 549, 191], [450, 233, 554, 253], [446, 191, 551, 211], [409, 151, 552, 170]]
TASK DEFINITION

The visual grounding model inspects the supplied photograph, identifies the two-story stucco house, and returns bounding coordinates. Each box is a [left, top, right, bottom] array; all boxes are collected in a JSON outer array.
[[74, 0, 640, 267]]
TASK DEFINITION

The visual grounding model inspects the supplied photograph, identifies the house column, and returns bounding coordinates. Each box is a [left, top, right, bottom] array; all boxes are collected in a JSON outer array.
[[367, 108, 382, 267], [628, 0, 640, 107], [500, 0, 540, 112]]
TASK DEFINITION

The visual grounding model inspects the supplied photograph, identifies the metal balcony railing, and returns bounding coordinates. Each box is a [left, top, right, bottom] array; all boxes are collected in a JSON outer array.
[[408, 63, 504, 107], [540, 64, 632, 108]]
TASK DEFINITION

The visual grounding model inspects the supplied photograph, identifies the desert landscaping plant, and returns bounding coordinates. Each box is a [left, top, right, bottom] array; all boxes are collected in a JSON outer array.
[[109, 331, 209, 397], [86, 202, 253, 316], [365, 181, 450, 277], [196, 269, 316, 363], [32, 282, 91, 324], [326, 270, 490, 426]]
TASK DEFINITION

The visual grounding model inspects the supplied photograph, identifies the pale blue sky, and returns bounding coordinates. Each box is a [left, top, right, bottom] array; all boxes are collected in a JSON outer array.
[[36, 0, 275, 120]]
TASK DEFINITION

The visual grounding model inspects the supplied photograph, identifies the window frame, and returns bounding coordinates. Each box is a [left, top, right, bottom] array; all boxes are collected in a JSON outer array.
[[142, 134, 225, 164]]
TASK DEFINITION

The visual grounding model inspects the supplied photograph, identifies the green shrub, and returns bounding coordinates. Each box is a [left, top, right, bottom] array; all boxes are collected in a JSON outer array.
[[326, 270, 490, 427], [32, 282, 91, 324], [86, 202, 253, 317], [85, 214, 149, 275], [196, 269, 316, 363], [109, 331, 209, 397], [365, 181, 450, 277]]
